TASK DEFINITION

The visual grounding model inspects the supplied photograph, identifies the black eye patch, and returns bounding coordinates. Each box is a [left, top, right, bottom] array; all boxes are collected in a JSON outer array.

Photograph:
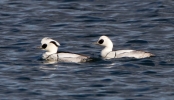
[[42, 44, 47, 49], [50, 41, 59, 47], [98, 39, 104, 44]]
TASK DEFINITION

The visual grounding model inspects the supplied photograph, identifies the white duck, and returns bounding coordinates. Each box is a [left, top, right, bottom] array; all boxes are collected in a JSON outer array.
[[40, 37, 89, 63], [95, 35, 154, 59]]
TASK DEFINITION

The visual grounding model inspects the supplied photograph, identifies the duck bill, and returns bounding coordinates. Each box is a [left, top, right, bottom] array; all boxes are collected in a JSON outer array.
[[93, 42, 99, 45], [37, 46, 42, 49]]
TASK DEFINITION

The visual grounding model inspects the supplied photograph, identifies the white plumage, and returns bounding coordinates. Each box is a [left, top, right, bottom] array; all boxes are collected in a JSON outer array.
[[95, 36, 154, 59], [40, 37, 89, 63]]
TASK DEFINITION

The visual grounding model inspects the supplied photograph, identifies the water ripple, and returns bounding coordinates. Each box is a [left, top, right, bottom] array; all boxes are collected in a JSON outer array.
[[0, 0, 174, 100]]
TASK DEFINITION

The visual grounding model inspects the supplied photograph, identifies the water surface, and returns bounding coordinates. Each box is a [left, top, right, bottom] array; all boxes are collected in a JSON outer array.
[[0, 0, 174, 100]]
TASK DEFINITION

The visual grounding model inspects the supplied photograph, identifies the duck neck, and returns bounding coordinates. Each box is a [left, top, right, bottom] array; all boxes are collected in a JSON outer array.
[[46, 48, 58, 55], [101, 45, 113, 57]]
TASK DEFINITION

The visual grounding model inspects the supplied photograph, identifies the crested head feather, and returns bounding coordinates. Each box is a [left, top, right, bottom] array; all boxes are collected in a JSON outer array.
[[41, 37, 60, 46]]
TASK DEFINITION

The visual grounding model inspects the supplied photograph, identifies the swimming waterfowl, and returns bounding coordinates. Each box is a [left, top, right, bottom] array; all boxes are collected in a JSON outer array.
[[95, 35, 154, 59], [40, 37, 89, 63]]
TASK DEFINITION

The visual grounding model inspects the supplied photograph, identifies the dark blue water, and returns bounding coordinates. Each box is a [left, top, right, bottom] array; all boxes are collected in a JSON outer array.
[[0, 0, 174, 100]]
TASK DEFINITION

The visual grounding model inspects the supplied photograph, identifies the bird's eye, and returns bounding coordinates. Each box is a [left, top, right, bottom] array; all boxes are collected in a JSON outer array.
[[42, 44, 47, 49], [98, 39, 104, 44]]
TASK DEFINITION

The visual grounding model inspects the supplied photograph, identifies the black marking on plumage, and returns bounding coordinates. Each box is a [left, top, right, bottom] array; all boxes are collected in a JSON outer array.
[[45, 53, 59, 61], [58, 51, 73, 53], [57, 53, 59, 61], [104, 51, 112, 58], [98, 39, 104, 44], [42, 44, 47, 49], [50, 41, 59, 47], [114, 52, 117, 58], [46, 54, 52, 60]]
